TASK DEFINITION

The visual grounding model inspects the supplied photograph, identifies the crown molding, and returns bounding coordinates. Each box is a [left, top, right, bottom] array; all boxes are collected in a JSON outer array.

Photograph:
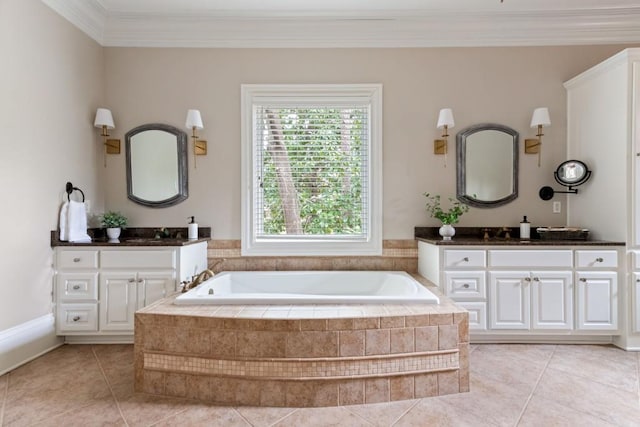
[[42, 1, 640, 48], [42, 0, 107, 44]]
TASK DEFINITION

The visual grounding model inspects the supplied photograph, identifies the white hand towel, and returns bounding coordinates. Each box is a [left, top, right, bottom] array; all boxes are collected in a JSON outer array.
[[67, 200, 92, 243], [59, 202, 69, 241]]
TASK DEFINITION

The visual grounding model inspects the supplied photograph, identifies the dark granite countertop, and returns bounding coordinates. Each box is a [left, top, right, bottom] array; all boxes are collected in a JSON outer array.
[[51, 227, 211, 247], [415, 226, 625, 247]]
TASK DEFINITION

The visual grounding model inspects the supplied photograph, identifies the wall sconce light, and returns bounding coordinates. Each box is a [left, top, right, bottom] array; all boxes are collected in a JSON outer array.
[[185, 109, 206, 168], [525, 107, 551, 167], [434, 108, 455, 167], [94, 108, 119, 167]]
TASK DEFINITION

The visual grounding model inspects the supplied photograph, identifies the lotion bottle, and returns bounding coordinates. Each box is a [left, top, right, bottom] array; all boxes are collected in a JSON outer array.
[[188, 216, 198, 240], [520, 216, 530, 240]]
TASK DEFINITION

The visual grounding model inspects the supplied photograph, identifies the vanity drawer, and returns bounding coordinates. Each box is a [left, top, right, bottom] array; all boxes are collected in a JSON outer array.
[[443, 250, 486, 268], [489, 250, 573, 268], [56, 272, 98, 301], [576, 250, 618, 268], [57, 250, 99, 269], [445, 271, 486, 300], [100, 250, 176, 269], [56, 303, 98, 332]]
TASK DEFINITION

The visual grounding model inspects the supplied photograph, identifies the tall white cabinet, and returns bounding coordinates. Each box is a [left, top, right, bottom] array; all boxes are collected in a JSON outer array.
[[565, 48, 640, 349]]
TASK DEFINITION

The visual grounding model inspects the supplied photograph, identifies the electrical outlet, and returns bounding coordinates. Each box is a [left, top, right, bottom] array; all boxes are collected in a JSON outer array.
[[85, 199, 91, 214], [553, 201, 561, 214]]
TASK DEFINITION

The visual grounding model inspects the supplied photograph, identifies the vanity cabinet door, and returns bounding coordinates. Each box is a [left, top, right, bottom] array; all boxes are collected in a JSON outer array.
[[136, 271, 175, 309], [634, 273, 640, 333], [531, 271, 573, 330], [100, 272, 137, 332], [489, 271, 530, 330], [576, 271, 618, 331]]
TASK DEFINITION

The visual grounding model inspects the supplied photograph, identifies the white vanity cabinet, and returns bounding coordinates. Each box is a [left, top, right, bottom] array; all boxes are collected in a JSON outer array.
[[418, 241, 623, 342], [54, 242, 208, 343]]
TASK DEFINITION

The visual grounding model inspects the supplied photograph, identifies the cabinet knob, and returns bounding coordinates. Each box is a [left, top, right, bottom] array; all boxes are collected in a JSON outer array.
[[462, 283, 470, 289], [462, 257, 469, 262], [533, 277, 540, 282], [137, 279, 144, 283], [595, 257, 604, 263], [72, 285, 80, 290], [580, 278, 587, 282], [73, 258, 81, 262], [524, 277, 531, 282], [128, 278, 136, 283], [72, 316, 80, 322]]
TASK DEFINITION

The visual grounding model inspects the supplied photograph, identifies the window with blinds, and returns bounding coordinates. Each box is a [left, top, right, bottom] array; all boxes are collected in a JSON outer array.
[[241, 84, 382, 256]]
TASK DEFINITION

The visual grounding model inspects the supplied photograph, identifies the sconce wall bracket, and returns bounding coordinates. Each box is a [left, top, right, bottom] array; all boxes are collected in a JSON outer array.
[[105, 139, 121, 154], [195, 140, 207, 155], [524, 138, 541, 154], [433, 139, 447, 155]]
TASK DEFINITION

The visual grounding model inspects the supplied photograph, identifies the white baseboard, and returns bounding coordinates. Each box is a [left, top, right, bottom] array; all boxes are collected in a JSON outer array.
[[0, 314, 63, 376]]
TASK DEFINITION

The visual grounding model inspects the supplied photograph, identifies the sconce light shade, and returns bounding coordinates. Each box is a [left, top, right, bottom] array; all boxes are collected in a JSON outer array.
[[530, 107, 551, 128], [436, 108, 455, 129], [94, 108, 115, 129], [185, 109, 204, 129]]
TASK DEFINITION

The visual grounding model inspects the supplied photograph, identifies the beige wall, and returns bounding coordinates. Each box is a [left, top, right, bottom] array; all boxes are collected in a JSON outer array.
[[0, 0, 104, 331], [104, 45, 631, 239]]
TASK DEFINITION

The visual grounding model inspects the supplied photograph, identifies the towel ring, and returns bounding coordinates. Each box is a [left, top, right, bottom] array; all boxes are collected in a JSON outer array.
[[66, 182, 85, 202]]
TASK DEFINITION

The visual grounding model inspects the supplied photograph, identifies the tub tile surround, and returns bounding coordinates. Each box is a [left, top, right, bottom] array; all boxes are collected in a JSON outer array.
[[207, 239, 418, 273], [134, 277, 469, 407]]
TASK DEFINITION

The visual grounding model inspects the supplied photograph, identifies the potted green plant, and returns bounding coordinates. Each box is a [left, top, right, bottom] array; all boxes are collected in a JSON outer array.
[[423, 193, 470, 240], [100, 211, 128, 240]]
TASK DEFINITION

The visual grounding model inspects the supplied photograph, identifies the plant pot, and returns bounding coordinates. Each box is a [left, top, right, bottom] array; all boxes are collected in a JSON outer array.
[[439, 224, 455, 241], [106, 227, 121, 240]]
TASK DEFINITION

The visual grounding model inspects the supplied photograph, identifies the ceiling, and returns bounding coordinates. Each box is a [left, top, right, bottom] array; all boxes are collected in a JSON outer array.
[[42, 0, 640, 48]]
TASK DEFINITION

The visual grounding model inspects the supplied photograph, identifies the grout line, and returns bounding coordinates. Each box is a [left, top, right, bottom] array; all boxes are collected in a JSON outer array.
[[232, 407, 255, 426], [390, 398, 422, 426], [345, 406, 377, 426], [267, 408, 300, 427], [513, 344, 557, 426], [0, 372, 9, 426], [147, 408, 191, 427], [91, 345, 130, 427]]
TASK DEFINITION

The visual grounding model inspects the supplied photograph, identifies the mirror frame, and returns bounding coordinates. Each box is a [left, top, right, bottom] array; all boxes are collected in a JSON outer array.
[[125, 123, 188, 208], [456, 123, 519, 208]]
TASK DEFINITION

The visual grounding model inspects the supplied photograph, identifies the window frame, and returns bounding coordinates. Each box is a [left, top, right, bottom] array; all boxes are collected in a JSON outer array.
[[240, 84, 383, 256]]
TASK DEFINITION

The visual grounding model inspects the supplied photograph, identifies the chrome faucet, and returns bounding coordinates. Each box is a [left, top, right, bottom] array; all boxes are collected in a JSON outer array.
[[181, 269, 214, 293], [494, 227, 512, 240]]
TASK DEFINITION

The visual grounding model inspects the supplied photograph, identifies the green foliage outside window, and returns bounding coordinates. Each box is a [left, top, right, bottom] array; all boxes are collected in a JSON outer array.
[[260, 108, 365, 235]]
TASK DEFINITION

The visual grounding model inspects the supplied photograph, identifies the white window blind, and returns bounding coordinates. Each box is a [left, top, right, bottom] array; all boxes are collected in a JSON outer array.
[[241, 84, 382, 256]]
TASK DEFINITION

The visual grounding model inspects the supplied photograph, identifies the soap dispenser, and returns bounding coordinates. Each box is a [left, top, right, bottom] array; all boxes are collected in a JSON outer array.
[[520, 216, 530, 240], [188, 216, 198, 240]]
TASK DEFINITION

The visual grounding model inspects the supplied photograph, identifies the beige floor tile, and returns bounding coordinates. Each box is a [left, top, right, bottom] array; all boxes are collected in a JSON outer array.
[[518, 393, 618, 427], [548, 344, 639, 393], [116, 392, 195, 427], [346, 399, 418, 426], [394, 397, 497, 427], [150, 405, 251, 426], [429, 371, 532, 426], [92, 344, 135, 388], [470, 348, 546, 389], [31, 400, 126, 427], [272, 406, 373, 426], [471, 344, 556, 367], [235, 406, 299, 426], [1, 373, 8, 426], [534, 366, 640, 426]]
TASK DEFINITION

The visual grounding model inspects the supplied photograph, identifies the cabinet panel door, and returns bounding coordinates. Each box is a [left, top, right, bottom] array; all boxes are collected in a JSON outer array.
[[455, 301, 487, 331], [100, 273, 137, 331], [576, 271, 618, 331], [489, 271, 530, 330], [532, 271, 573, 330], [634, 273, 640, 333], [137, 271, 175, 309]]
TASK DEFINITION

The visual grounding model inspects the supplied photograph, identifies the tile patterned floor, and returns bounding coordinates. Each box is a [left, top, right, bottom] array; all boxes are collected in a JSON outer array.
[[1, 344, 639, 426]]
